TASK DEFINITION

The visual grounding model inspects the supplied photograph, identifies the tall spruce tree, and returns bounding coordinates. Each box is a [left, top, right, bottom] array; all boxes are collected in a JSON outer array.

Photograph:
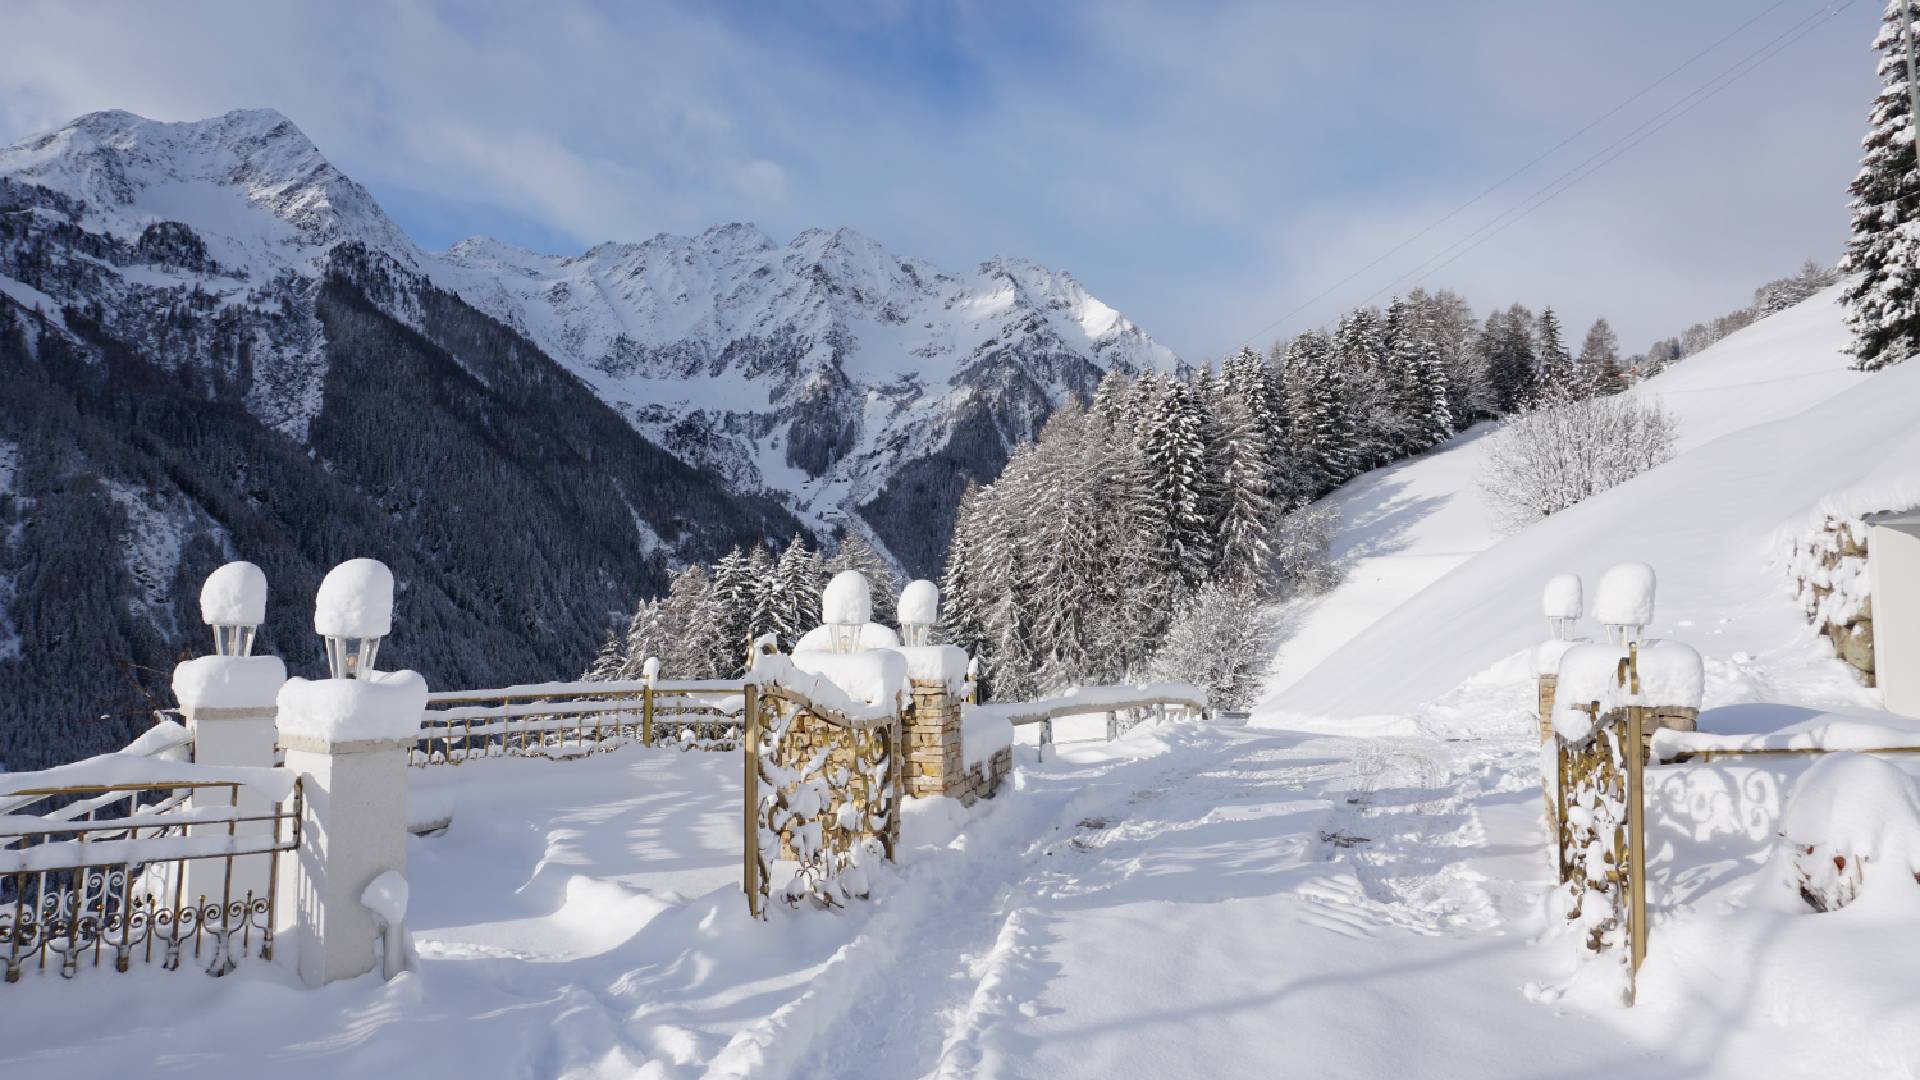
[[1140, 379, 1219, 590], [1534, 306, 1578, 402], [940, 482, 990, 658], [1481, 304, 1538, 413], [1578, 318, 1623, 396], [1283, 329, 1355, 496], [708, 547, 757, 675], [1842, 0, 1920, 370], [656, 564, 723, 678]]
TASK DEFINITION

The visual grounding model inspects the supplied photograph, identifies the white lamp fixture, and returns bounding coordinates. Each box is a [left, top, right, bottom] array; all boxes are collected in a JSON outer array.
[[314, 558, 395, 679], [200, 560, 268, 657], [1541, 573, 1582, 642], [898, 579, 939, 647], [821, 570, 872, 654]]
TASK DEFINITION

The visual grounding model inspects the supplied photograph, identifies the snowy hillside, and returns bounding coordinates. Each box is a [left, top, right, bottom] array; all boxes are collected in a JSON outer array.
[[1255, 285, 1902, 732]]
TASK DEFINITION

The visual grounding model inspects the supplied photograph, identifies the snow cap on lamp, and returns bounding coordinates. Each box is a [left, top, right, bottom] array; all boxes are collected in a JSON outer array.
[[822, 570, 872, 653], [1593, 561, 1656, 643], [1542, 573, 1582, 640], [898, 579, 939, 646], [315, 558, 395, 678], [200, 560, 268, 656]]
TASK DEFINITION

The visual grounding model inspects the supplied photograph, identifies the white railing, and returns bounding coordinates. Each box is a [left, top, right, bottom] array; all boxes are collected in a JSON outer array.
[[969, 682, 1209, 761]]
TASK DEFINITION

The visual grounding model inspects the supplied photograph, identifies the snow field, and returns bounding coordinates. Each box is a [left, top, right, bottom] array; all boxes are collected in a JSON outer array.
[[1256, 285, 1899, 733]]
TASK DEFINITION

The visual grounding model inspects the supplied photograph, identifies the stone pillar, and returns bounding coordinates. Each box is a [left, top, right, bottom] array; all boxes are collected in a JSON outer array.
[[906, 679, 964, 799], [1537, 674, 1558, 744], [275, 672, 425, 988]]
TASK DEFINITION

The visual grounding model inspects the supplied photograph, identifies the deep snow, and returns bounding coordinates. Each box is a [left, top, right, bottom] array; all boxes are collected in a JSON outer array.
[[7, 715, 1915, 1077], [1256, 285, 1897, 733]]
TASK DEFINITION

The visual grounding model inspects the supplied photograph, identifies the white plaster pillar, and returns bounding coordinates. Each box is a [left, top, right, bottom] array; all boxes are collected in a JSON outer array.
[[275, 671, 425, 988], [172, 655, 287, 913]]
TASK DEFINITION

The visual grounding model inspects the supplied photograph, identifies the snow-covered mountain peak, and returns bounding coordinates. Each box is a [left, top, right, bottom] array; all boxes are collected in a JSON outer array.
[[1, 105, 1181, 575], [0, 107, 421, 276]]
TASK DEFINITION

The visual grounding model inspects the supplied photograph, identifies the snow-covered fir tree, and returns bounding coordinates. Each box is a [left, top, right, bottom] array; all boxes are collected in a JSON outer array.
[[657, 564, 724, 678], [940, 482, 990, 657], [1210, 395, 1282, 590], [1140, 379, 1220, 589], [1842, 0, 1920, 370], [1480, 304, 1538, 413], [1283, 328, 1355, 496], [708, 547, 758, 676], [1533, 306, 1579, 403], [1578, 318, 1623, 396]]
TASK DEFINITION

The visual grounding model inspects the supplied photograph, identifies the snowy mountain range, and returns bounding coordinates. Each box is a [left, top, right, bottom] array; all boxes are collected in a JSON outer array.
[[0, 107, 1176, 767], [2, 107, 1178, 574]]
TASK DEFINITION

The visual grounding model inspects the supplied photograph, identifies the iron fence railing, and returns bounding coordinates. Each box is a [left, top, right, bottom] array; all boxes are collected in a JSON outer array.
[[1, 778, 301, 982]]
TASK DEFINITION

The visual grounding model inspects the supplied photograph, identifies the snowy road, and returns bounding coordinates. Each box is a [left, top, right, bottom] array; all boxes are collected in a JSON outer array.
[[5, 718, 1911, 1078]]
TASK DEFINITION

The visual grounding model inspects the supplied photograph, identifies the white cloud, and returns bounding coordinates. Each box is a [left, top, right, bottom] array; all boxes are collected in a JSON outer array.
[[0, 0, 1883, 359]]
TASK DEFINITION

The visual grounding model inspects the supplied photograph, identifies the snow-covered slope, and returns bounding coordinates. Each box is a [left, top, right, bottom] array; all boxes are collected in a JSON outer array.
[[438, 225, 1178, 564], [1256, 286, 1898, 731]]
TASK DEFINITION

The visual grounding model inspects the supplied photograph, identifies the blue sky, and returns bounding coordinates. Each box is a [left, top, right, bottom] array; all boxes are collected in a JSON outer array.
[[0, 0, 1884, 359]]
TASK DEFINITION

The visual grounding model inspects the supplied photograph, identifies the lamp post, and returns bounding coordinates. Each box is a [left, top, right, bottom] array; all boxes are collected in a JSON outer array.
[[821, 570, 872, 654], [200, 560, 267, 656], [898, 579, 939, 647], [315, 558, 394, 679]]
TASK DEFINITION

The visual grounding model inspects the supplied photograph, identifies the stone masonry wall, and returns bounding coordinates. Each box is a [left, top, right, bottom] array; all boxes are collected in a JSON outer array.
[[905, 679, 1009, 805], [1788, 517, 1875, 686]]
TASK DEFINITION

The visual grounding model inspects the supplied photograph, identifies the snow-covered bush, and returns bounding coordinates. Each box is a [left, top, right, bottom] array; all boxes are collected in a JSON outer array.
[[1775, 753, 1920, 912], [1147, 585, 1277, 710], [1478, 394, 1677, 532], [1268, 504, 1341, 597]]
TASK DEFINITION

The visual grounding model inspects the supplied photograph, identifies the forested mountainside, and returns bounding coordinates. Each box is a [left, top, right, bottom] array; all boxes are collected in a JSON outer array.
[[0, 236, 798, 772]]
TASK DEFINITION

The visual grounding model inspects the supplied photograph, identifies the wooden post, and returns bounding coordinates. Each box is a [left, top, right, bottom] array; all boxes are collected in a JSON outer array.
[[642, 684, 654, 748], [1555, 742, 1570, 884], [1106, 710, 1117, 742], [1626, 703, 1648, 995], [742, 683, 761, 917]]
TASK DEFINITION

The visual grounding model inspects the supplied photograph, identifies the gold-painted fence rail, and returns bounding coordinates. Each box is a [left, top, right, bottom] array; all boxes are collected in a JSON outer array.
[[1, 778, 301, 983]]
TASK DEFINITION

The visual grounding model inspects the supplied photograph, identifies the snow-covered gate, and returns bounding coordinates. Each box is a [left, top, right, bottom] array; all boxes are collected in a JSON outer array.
[[1551, 694, 1649, 1003], [742, 663, 903, 918], [0, 763, 301, 982]]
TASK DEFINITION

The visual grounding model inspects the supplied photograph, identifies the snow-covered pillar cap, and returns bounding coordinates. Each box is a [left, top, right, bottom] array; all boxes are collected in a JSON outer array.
[[201, 560, 268, 656]]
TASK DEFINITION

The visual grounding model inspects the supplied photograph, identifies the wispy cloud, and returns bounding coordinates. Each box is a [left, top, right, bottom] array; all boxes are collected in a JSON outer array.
[[0, 0, 1880, 358]]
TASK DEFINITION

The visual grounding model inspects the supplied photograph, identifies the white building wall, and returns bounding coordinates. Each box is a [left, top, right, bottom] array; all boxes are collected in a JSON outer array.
[[1869, 521, 1920, 718]]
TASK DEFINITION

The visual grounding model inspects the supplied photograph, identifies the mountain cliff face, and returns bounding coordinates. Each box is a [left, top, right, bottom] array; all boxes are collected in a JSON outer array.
[[439, 222, 1179, 574], [0, 107, 1176, 768]]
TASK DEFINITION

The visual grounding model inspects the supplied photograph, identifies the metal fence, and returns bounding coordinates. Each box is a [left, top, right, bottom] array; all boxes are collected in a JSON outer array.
[[1, 778, 301, 982]]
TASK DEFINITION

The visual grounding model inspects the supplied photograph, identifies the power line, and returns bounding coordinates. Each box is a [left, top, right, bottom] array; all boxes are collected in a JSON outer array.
[[1358, 0, 1859, 308], [1228, 0, 1813, 351]]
